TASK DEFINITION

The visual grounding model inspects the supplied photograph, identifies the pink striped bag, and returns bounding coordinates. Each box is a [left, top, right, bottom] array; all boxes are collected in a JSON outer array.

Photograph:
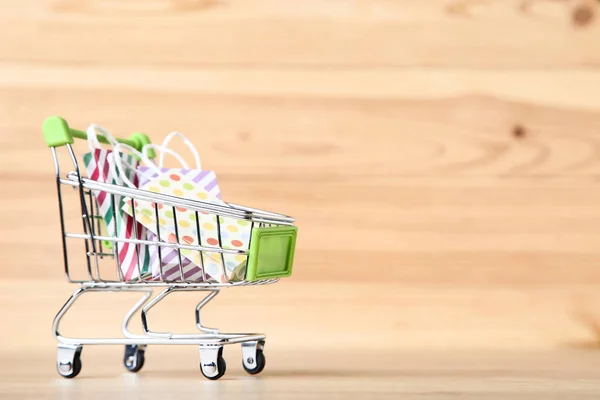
[[82, 125, 151, 281]]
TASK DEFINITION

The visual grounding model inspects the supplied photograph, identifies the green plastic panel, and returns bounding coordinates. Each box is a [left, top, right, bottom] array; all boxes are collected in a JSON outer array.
[[43, 116, 74, 147], [246, 226, 298, 282]]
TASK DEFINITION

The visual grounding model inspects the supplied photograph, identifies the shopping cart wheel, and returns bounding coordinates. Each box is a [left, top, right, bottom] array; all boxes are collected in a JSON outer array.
[[199, 346, 226, 380], [56, 345, 83, 379], [124, 345, 146, 373], [242, 341, 266, 375], [242, 349, 266, 375]]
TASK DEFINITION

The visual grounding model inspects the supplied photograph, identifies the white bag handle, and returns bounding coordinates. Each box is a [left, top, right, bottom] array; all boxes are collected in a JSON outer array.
[[87, 123, 119, 152], [159, 131, 202, 170], [142, 144, 190, 170], [112, 143, 162, 188]]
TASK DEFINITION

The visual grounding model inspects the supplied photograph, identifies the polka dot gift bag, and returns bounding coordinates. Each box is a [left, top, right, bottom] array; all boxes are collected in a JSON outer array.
[[128, 132, 222, 282], [82, 124, 151, 281], [117, 134, 251, 283]]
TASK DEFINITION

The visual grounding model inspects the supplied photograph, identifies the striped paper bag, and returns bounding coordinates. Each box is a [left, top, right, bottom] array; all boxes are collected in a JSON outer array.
[[83, 149, 151, 281], [136, 167, 222, 282]]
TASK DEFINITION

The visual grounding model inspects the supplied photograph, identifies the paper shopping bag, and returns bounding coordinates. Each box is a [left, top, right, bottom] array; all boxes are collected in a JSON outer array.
[[83, 149, 151, 281], [137, 167, 222, 199], [122, 169, 251, 282], [137, 166, 223, 282]]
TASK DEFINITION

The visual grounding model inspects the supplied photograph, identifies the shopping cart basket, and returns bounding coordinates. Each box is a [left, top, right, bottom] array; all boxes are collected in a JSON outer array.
[[43, 116, 298, 379]]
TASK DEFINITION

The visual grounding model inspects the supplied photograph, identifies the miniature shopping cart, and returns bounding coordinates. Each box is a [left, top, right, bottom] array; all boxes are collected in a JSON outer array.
[[43, 116, 297, 379]]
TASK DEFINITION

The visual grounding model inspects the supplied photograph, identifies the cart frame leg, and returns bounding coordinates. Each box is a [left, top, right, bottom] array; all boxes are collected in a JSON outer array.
[[52, 284, 268, 379], [122, 290, 153, 338], [195, 290, 220, 334], [141, 286, 222, 337], [53, 286, 155, 343]]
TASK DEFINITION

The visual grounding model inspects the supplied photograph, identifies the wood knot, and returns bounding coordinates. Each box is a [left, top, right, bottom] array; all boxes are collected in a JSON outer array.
[[238, 131, 251, 142], [572, 3, 595, 27], [512, 124, 526, 139]]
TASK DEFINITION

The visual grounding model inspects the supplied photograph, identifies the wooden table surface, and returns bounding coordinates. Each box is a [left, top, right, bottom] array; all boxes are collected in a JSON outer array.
[[1, 0, 600, 398]]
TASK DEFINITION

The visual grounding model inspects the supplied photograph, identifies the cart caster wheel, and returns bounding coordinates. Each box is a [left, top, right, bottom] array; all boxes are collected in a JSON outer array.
[[243, 349, 266, 375], [199, 347, 226, 380], [242, 341, 266, 375], [57, 345, 83, 379], [58, 356, 82, 379], [201, 356, 226, 380], [124, 345, 146, 373]]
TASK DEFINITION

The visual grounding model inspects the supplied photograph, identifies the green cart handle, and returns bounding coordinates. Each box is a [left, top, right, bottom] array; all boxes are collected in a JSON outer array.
[[43, 116, 155, 251], [43, 116, 154, 157]]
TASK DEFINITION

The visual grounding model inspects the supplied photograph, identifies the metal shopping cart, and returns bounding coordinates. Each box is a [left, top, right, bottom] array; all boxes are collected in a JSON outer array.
[[43, 116, 298, 379]]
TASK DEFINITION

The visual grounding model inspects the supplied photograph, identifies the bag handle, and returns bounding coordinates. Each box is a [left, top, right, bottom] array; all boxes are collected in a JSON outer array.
[[112, 143, 162, 188], [158, 131, 202, 170], [87, 124, 119, 152], [142, 144, 190, 170]]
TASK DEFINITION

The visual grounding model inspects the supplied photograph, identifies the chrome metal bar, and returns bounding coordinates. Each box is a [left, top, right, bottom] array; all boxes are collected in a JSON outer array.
[[228, 202, 294, 222], [67, 144, 95, 282], [246, 221, 255, 259], [62, 174, 295, 225], [129, 198, 144, 282], [171, 207, 187, 283], [141, 287, 175, 338], [110, 192, 125, 282], [153, 202, 165, 283], [77, 280, 278, 289], [87, 252, 114, 258], [87, 189, 102, 281], [58, 335, 266, 347], [94, 195, 104, 256], [64, 233, 248, 255], [66, 177, 255, 221], [195, 290, 220, 334], [121, 290, 154, 339], [194, 211, 207, 282], [52, 286, 86, 339], [51, 148, 71, 282], [215, 215, 227, 281], [53, 286, 266, 346]]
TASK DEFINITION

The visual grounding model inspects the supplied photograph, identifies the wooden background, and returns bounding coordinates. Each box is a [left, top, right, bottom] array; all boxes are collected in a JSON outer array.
[[1, 0, 600, 398]]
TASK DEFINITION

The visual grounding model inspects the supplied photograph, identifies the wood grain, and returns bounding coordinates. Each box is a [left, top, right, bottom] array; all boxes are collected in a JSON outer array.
[[1, 0, 599, 67], [2, 345, 600, 399], [2, 89, 600, 286], [1, 0, 600, 396]]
